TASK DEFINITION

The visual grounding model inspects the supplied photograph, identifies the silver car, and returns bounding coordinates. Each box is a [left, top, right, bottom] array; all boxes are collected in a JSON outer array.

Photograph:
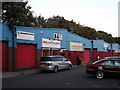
[[38, 56, 72, 73]]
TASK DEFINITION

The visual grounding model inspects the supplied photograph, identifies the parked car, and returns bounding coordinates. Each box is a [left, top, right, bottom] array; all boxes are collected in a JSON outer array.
[[86, 59, 120, 79], [105, 56, 120, 60], [38, 56, 72, 73]]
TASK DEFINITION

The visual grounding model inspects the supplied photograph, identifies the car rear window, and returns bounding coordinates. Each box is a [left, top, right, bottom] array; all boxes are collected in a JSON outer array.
[[40, 57, 63, 61], [40, 57, 52, 61]]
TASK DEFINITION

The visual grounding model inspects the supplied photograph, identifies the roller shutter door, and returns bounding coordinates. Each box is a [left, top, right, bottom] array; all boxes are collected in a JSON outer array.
[[2, 42, 7, 71], [98, 52, 105, 59], [16, 44, 36, 69], [84, 49, 91, 63]]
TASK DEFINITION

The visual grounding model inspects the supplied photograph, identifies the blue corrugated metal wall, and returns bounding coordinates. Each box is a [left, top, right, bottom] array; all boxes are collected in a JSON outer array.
[[93, 40, 111, 51], [1, 23, 15, 48]]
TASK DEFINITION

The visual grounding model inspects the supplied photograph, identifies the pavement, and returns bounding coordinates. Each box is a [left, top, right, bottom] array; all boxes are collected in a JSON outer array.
[[2, 64, 86, 79], [2, 68, 39, 79]]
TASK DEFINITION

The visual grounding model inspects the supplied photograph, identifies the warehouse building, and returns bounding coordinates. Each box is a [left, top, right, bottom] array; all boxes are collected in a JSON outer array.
[[1, 22, 120, 71]]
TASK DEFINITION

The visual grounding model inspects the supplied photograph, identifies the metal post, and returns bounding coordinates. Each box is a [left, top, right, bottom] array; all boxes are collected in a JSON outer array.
[[91, 40, 93, 62], [8, 24, 16, 71]]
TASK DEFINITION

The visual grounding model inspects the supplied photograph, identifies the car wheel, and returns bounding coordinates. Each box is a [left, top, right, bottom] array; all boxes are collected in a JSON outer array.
[[68, 65, 72, 70], [54, 66, 58, 73], [96, 71, 104, 79]]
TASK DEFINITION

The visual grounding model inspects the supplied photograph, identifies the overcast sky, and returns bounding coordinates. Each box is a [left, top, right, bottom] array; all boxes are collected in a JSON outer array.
[[27, 0, 119, 37]]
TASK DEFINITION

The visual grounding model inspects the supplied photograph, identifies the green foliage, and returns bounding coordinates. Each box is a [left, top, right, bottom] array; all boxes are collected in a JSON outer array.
[[113, 37, 120, 44], [96, 31, 115, 43], [2, 1, 36, 26]]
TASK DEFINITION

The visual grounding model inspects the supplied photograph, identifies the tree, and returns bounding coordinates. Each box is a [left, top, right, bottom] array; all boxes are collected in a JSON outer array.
[[113, 37, 120, 44], [2, 1, 36, 26], [34, 15, 46, 27], [96, 31, 115, 43]]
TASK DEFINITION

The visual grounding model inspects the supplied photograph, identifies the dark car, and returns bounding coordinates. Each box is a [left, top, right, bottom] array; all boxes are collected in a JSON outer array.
[[86, 59, 120, 79]]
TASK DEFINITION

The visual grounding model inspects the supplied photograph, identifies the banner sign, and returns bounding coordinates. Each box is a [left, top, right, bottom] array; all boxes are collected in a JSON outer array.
[[114, 49, 119, 53], [70, 42, 82, 51], [103, 44, 108, 50], [17, 31, 34, 40], [42, 38, 60, 48]]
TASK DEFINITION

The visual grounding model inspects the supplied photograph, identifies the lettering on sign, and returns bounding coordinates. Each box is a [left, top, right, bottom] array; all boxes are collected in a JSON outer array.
[[42, 38, 60, 48], [70, 42, 82, 51], [17, 31, 34, 40]]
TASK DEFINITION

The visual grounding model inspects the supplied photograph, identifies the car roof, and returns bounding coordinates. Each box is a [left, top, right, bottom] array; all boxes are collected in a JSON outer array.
[[101, 59, 120, 62], [105, 56, 120, 58], [93, 59, 120, 64], [42, 56, 64, 58]]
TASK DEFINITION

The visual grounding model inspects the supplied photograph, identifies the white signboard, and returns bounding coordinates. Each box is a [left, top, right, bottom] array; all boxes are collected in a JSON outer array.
[[103, 44, 108, 50], [17, 31, 34, 40], [42, 38, 60, 48]]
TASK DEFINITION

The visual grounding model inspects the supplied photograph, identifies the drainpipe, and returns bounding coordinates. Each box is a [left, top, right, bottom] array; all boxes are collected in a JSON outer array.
[[8, 24, 16, 71], [91, 40, 94, 62]]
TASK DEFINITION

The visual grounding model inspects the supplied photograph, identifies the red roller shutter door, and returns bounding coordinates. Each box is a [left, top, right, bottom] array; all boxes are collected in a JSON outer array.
[[84, 49, 91, 63], [2, 42, 7, 71], [16, 44, 36, 69], [98, 52, 105, 59]]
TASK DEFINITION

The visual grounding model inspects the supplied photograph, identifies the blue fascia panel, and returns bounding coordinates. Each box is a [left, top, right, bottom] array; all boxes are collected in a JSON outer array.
[[16, 26, 67, 49], [93, 40, 111, 52], [112, 44, 119, 50], [1, 22, 14, 48], [63, 32, 91, 51]]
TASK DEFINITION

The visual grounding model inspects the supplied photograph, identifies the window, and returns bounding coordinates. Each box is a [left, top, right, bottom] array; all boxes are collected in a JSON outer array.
[[62, 57, 67, 61], [54, 57, 63, 61], [40, 57, 52, 61], [54, 34, 57, 39], [101, 61, 114, 66], [114, 61, 120, 66], [54, 33, 62, 40]]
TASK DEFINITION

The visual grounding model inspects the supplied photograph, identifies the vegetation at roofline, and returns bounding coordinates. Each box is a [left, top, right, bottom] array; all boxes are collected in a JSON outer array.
[[1, 1, 120, 44]]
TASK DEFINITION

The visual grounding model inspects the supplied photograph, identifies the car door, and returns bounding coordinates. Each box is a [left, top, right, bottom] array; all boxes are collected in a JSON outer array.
[[62, 57, 69, 69], [114, 61, 120, 75], [101, 60, 117, 75], [55, 57, 64, 69]]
